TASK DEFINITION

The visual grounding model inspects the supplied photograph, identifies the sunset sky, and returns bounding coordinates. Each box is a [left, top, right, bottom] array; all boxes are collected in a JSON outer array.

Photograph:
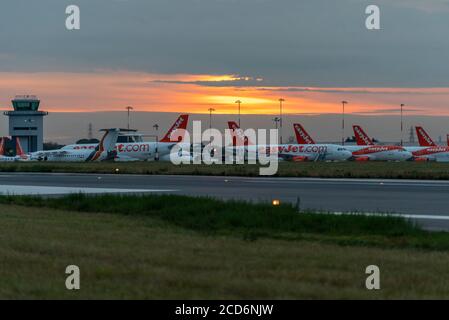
[[1, 0, 449, 129], [1, 71, 449, 116]]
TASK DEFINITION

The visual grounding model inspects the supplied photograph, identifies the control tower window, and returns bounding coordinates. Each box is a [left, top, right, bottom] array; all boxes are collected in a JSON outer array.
[[12, 96, 40, 111], [12, 101, 40, 111]]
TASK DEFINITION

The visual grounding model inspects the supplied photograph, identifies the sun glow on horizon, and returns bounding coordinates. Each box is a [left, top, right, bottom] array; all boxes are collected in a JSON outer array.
[[0, 71, 448, 116]]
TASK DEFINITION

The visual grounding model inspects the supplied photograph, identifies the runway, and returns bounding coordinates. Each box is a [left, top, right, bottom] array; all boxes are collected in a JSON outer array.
[[1, 172, 449, 231]]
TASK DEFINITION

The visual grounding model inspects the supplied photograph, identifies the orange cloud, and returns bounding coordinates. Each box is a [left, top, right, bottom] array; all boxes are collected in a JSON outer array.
[[0, 71, 448, 116]]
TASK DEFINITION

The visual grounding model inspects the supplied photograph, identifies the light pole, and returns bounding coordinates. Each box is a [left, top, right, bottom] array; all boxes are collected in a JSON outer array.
[[341, 101, 348, 145], [235, 100, 242, 127], [400, 104, 405, 146], [279, 98, 285, 144], [126, 106, 133, 130], [273, 117, 280, 144], [208, 107, 215, 130], [153, 124, 159, 141], [153, 123, 159, 160]]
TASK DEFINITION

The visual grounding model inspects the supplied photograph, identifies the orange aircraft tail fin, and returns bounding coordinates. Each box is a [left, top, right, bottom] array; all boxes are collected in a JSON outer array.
[[160, 114, 189, 143], [353, 125, 374, 146], [293, 123, 315, 144], [415, 126, 437, 147]]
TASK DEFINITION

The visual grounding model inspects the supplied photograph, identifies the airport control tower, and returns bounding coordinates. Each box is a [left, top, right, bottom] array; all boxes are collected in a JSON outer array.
[[3, 95, 48, 153]]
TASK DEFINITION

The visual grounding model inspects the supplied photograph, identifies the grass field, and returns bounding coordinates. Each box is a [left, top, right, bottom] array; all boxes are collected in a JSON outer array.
[[1, 194, 449, 299], [2, 193, 449, 250], [2, 161, 449, 179]]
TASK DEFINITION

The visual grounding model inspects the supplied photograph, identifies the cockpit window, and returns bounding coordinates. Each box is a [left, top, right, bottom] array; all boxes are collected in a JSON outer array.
[[117, 135, 143, 143]]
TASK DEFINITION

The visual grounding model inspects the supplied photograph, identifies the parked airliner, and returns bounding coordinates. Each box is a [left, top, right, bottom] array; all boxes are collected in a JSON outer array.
[[30, 129, 121, 162], [347, 125, 412, 161], [292, 123, 411, 161], [62, 114, 190, 161], [227, 122, 352, 162], [407, 126, 449, 162]]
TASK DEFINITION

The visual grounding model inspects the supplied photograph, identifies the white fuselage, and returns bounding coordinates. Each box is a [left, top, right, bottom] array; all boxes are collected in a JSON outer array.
[[275, 144, 352, 161], [30, 149, 106, 162], [61, 142, 178, 161], [230, 144, 352, 161], [345, 145, 412, 161], [405, 146, 449, 162]]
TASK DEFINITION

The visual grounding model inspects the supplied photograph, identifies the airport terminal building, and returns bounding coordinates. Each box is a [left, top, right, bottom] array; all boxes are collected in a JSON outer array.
[[3, 95, 48, 153]]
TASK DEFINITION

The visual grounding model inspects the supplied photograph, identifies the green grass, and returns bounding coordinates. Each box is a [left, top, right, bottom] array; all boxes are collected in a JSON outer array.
[[2, 161, 449, 179], [1, 193, 449, 251], [1, 203, 449, 299]]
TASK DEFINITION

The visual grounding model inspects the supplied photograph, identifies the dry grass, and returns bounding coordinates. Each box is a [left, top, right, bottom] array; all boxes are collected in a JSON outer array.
[[1, 204, 449, 299]]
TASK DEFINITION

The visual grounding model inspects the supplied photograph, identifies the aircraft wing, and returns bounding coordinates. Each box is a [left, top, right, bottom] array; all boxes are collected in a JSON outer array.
[[115, 154, 140, 162], [45, 150, 70, 156], [32, 150, 70, 158]]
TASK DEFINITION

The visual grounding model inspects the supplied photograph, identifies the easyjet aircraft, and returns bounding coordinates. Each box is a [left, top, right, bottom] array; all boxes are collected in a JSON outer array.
[[267, 144, 352, 162], [31, 129, 121, 162], [226, 122, 352, 162], [62, 114, 190, 161], [291, 123, 411, 161], [349, 125, 412, 161], [404, 127, 449, 162], [0, 137, 29, 162]]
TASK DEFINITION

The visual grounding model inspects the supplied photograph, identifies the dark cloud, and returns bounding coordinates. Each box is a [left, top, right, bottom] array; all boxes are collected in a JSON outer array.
[[1, 0, 449, 87], [254, 88, 449, 95], [152, 77, 264, 87], [353, 108, 426, 114]]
